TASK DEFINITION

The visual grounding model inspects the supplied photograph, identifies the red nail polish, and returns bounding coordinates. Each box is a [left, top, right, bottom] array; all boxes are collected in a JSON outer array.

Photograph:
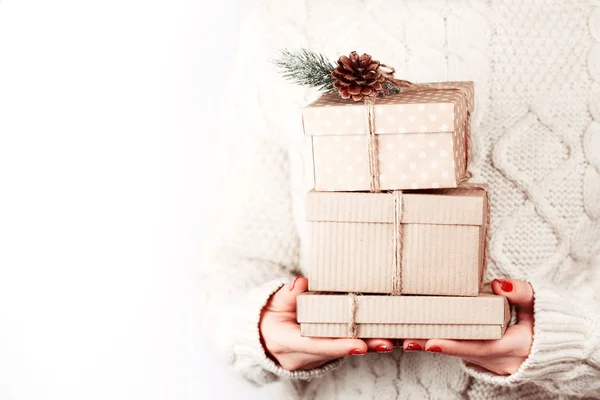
[[404, 343, 422, 351], [426, 345, 442, 353], [349, 349, 365, 356], [500, 280, 513, 292], [289, 276, 300, 291], [375, 345, 392, 353]]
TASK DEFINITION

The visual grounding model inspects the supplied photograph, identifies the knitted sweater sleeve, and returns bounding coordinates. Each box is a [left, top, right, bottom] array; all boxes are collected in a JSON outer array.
[[197, 9, 340, 386], [462, 267, 600, 397]]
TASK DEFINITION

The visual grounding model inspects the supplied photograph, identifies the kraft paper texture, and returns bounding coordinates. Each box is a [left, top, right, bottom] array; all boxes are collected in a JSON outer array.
[[297, 292, 509, 340], [306, 186, 488, 296], [302, 81, 474, 191]]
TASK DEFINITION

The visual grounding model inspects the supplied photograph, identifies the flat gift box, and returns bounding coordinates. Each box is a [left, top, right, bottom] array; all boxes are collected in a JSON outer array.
[[307, 185, 488, 296], [297, 292, 510, 340], [302, 81, 474, 191]]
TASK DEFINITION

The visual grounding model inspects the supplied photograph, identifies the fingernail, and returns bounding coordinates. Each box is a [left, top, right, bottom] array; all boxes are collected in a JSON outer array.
[[375, 345, 392, 353], [289, 276, 301, 291], [404, 343, 422, 351], [426, 345, 442, 353], [499, 280, 513, 292], [349, 349, 365, 356]]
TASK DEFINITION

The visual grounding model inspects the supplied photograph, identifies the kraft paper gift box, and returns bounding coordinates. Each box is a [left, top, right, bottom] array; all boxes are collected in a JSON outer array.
[[302, 81, 474, 192], [296, 292, 510, 340], [306, 185, 488, 296]]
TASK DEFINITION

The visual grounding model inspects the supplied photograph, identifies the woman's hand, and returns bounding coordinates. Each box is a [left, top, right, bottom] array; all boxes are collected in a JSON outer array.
[[402, 279, 534, 375], [259, 276, 395, 371]]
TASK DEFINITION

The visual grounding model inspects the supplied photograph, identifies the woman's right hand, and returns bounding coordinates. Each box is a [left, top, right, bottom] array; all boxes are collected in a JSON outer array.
[[259, 276, 395, 371]]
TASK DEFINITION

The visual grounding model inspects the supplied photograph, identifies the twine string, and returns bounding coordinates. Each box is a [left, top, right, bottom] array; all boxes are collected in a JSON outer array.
[[459, 111, 473, 182], [391, 191, 404, 295], [364, 97, 380, 192], [347, 293, 358, 339]]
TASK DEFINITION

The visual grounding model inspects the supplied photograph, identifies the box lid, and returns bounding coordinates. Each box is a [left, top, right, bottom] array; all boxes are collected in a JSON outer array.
[[306, 188, 486, 226], [302, 81, 474, 136], [297, 292, 509, 325]]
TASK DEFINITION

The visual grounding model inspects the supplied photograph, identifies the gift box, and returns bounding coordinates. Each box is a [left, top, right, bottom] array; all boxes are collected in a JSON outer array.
[[297, 292, 509, 340], [306, 185, 488, 296], [302, 81, 474, 192]]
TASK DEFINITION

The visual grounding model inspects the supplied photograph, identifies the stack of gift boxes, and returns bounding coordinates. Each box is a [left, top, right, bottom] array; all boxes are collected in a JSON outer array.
[[296, 82, 510, 340]]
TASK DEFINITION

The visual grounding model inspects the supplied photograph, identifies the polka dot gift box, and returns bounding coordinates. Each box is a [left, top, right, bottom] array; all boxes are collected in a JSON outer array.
[[302, 81, 474, 192]]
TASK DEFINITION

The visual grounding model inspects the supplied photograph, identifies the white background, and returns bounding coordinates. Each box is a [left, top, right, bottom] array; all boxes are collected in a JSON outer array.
[[0, 1, 279, 399]]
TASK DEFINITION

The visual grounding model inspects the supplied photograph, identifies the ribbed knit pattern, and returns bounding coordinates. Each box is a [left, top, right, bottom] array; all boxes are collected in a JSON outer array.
[[199, 0, 600, 398]]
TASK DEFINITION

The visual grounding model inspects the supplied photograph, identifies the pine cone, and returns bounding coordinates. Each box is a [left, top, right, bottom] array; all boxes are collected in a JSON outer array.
[[332, 51, 385, 101]]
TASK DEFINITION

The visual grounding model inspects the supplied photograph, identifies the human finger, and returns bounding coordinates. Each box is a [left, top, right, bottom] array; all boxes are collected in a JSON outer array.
[[292, 335, 369, 357], [491, 279, 534, 311], [423, 338, 508, 357], [402, 339, 428, 352], [266, 276, 309, 312], [365, 338, 395, 353], [299, 359, 337, 370], [516, 309, 534, 329], [279, 352, 349, 371]]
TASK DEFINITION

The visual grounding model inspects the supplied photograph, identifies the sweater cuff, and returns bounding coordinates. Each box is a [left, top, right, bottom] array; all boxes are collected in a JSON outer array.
[[232, 278, 343, 381], [463, 281, 592, 385]]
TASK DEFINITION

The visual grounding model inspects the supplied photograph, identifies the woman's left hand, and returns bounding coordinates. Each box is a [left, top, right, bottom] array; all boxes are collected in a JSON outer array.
[[402, 279, 534, 376]]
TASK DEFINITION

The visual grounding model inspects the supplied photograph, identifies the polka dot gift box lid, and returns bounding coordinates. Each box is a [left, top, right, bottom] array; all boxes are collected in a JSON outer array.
[[301, 81, 474, 192]]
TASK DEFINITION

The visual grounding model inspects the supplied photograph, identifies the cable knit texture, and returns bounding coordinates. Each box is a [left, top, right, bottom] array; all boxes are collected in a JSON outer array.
[[200, 0, 600, 398]]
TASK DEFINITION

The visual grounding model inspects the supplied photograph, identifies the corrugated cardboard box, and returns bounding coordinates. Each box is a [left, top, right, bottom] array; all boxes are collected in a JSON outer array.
[[302, 81, 474, 191], [297, 292, 509, 340], [307, 186, 488, 296]]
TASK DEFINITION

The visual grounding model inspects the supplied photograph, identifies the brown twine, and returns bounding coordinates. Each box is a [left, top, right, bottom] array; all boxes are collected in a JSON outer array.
[[363, 67, 474, 191], [391, 191, 404, 295], [347, 293, 358, 339], [364, 97, 380, 192], [460, 112, 473, 183]]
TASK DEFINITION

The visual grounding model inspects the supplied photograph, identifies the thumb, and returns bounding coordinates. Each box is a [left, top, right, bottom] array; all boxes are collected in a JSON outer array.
[[492, 279, 534, 311], [267, 276, 309, 312]]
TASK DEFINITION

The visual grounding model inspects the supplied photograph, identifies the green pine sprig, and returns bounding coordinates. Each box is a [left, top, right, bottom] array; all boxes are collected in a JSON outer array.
[[273, 48, 401, 96], [272, 49, 337, 92], [383, 81, 401, 94]]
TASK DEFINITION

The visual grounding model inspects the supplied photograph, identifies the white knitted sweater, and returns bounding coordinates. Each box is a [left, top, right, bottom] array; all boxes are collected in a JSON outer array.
[[200, 1, 600, 398]]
